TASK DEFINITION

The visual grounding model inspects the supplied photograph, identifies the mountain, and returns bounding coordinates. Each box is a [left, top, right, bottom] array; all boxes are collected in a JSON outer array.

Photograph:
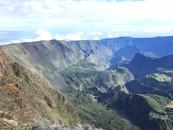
[[62, 40, 112, 70], [88, 85, 173, 130], [60, 65, 136, 129], [111, 45, 141, 64], [104, 91, 173, 130], [128, 53, 173, 78], [125, 74, 173, 99], [64, 88, 140, 130], [1, 39, 142, 130], [101, 36, 173, 63], [2, 40, 112, 90], [101, 37, 134, 52], [0, 48, 79, 129], [1, 37, 173, 130], [62, 66, 134, 91], [1, 40, 138, 129]]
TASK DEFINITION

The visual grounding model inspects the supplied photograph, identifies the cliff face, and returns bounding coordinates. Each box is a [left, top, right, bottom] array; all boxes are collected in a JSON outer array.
[[2, 40, 112, 90], [63, 40, 112, 70], [0, 48, 78, 129]]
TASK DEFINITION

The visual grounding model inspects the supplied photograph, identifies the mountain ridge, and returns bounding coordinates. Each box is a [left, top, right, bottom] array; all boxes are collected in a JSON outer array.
[[128, 53, 173, 78]]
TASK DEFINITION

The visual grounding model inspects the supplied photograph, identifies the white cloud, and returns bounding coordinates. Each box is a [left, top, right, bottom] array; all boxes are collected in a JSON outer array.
[[35, 28, 52, 40], [55, 32, 84, 41], [0, 28, 52, 45], [55, 32, 104, 40]]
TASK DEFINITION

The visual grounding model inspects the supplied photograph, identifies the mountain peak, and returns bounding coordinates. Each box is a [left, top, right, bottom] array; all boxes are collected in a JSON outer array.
[[134, 53, 152, 59], [131, 53, 154, 64]]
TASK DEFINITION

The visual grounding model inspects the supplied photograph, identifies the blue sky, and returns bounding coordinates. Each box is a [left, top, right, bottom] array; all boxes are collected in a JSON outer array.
[[0, 0, 173, 43]]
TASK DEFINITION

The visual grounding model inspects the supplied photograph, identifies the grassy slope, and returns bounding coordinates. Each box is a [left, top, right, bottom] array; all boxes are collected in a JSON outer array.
[[0, 48, 78, 129]]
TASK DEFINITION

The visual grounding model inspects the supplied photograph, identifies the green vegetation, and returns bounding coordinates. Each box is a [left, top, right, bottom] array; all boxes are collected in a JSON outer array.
[[67, 60, 97, 72], [141, 94, 170, 113], [146, 73, 172, 82], [62, 66, 133, 91], [103, 90, 172, 130], [64, 89, 139, 130]]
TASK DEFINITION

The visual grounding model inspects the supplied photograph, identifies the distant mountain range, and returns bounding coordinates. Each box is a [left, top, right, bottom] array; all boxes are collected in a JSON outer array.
[[101, 36, 173, 63]]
